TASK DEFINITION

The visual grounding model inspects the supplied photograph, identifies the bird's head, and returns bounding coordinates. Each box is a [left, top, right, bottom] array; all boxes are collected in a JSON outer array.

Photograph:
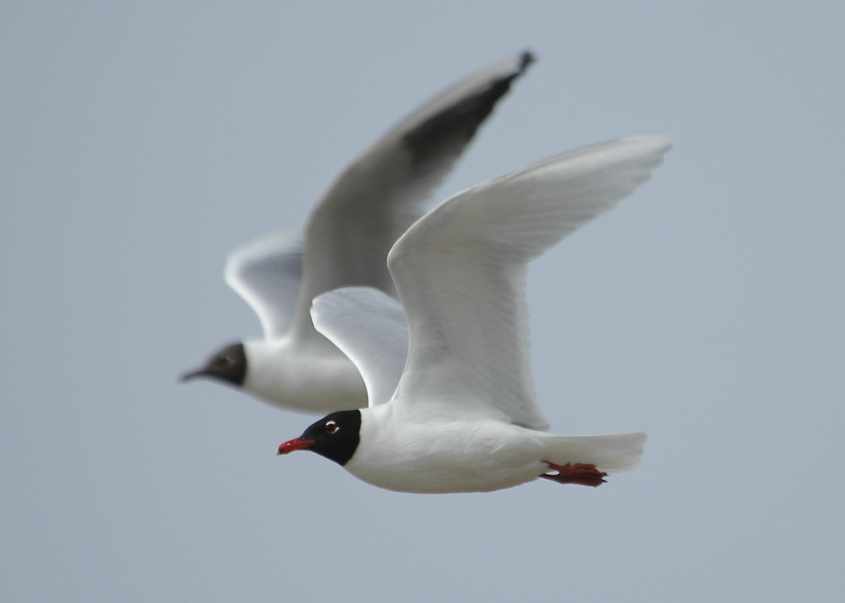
[[277, 410, 362, 466], [181, 341, 247, 388]]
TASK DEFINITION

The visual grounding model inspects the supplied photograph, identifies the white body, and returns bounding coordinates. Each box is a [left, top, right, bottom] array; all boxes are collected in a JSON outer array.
[[350, 405, 546, 493], [244, 338, 364, 413]]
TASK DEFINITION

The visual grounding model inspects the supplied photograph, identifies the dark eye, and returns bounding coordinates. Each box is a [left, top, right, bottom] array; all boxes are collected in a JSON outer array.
[[217, 355, 233, 367], [325, 420, 339, 434]]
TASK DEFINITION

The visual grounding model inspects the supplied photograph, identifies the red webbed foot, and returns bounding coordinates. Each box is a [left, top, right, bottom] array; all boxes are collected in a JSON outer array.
[[541, 462, 607, 487]]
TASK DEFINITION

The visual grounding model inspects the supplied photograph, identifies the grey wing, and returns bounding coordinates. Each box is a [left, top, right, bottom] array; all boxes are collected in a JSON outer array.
[[224, 231, 304, 339], [291, 51, 535, 338]]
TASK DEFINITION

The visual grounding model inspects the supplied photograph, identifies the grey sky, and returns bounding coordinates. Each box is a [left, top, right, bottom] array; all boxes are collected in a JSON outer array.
[[2, 1, 843, 601]]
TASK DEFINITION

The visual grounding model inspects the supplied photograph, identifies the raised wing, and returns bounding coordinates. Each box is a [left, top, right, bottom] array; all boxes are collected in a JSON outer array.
[[224, 232, 303, 339], [290, 51, 535, 340], [311, 287, 408, 407], [388, 136, 672, 429]]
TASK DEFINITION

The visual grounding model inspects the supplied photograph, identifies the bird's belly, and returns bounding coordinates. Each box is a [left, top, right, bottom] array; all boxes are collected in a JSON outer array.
[[349, 461, 543, 494], [346, 422, 547, 494]]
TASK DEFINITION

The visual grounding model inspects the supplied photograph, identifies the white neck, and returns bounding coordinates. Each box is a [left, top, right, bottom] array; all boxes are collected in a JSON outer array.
[[242, 337, 367, 413]]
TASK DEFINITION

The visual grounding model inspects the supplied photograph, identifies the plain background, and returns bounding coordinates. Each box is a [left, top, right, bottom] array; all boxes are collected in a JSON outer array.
[[2, 2, 844, 601]]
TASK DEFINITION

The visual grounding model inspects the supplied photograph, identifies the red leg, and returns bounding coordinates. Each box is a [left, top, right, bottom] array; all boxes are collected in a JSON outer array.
[[541, 462, 607, 487]]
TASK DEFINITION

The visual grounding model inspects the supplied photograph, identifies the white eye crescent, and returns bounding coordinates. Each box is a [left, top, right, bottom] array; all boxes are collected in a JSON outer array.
[[325, 420, 339, 434]]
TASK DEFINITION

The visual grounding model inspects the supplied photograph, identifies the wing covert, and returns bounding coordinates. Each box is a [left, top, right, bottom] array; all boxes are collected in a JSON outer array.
[[311, 287, 409, 407]]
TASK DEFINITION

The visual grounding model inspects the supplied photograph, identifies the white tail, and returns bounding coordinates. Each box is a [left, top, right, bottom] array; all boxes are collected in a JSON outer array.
[[542, 432, 647, 472]]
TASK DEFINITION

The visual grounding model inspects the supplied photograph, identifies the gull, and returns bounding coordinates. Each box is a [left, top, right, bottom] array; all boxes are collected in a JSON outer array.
[[277, 136, 671, 493], [181, 51, 535, 413]]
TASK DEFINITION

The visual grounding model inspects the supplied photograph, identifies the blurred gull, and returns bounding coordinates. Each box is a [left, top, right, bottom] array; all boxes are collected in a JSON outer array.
[[182, 51, 535, 413]]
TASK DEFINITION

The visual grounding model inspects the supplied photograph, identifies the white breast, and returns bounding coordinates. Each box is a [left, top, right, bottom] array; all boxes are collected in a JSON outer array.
[[243, 338, 367, 413]]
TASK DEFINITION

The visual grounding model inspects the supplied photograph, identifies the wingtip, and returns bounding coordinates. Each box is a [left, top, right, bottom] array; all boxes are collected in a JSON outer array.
[[518, 49, 537, 73], [622, 134, 673, 154]]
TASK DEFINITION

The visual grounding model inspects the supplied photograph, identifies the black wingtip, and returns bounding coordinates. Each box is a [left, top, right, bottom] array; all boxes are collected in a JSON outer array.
[[519, 49, 537, 73], [401, 50, 535, 166]]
